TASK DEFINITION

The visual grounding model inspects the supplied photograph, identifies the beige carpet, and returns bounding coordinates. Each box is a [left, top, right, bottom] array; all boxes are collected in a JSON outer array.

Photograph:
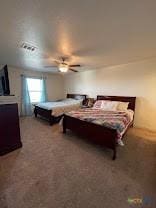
[[0, 117, 156, 208]]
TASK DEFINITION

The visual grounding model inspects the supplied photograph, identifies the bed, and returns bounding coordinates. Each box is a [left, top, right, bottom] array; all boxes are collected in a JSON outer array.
[[63, 95, 136, 160], [34, 94, 87, 125]]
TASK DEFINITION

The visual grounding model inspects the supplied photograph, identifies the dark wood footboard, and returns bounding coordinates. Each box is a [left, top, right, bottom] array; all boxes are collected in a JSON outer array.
[[34, 106, 62, 125], [63, 115, 117, 160]]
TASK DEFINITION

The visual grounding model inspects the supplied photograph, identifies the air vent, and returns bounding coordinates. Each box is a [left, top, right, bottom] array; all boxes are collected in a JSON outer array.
[[20, 43, 37, 52]]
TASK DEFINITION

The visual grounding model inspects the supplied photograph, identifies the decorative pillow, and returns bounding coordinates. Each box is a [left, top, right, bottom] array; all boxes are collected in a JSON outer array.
[[87, 98, 95, 107], [84, 98, 95, 107], [93, 100, 118, 111], [93, 100, 103, 109], [117, 102, 129, 111]]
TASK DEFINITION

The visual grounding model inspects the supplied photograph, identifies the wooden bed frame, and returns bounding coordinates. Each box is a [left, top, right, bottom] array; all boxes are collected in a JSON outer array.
[[34, 94, 87, 125], [63, 95, 136, 160]]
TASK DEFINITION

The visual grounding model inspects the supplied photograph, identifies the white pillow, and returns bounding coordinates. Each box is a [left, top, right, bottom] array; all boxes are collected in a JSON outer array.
[[117, 102, 129, 111], [101, 100, 118, 111], [93, 100, 118, 111]]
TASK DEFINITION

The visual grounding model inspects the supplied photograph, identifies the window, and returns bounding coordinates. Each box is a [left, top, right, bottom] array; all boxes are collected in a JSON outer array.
[[26, 78, 43, 103]]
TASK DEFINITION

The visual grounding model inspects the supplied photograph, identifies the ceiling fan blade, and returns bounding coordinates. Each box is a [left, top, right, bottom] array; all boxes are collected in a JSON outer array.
[[69, 64, 81, 67], [54, 60, 60, 65], [44, 65, 57, 68], [69, 68, 78, 72]]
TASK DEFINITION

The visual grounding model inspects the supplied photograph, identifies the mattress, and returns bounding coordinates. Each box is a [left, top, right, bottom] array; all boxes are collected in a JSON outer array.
[[36, 98, 82, 116]]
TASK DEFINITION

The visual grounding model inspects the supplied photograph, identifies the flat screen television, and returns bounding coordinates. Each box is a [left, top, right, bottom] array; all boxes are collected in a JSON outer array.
[[0, 65, 10, 96]]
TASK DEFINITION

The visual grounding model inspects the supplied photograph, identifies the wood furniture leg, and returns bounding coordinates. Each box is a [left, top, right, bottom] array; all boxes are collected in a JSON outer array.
[[112, 148, 117, 160], [63, 116, 66, 133], [49, 117, 54, 126], [34, 108, 37, 117]]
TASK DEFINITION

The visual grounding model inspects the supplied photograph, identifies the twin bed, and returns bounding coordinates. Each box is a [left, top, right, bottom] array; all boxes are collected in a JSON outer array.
[[34, 94, 136, 160], [34, 94, 87, 125]]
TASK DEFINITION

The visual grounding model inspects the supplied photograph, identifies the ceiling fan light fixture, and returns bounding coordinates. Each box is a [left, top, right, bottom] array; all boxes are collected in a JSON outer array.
[[59, 64, 68, 72]]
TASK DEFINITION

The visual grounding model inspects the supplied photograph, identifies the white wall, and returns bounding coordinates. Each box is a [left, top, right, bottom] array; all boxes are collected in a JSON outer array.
[[0, 66, 64, 113], [64, 59, 156, 131]]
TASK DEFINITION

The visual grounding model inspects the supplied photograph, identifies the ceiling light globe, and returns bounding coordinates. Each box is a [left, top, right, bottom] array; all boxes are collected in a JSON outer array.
[[59, 64, 68, 72]]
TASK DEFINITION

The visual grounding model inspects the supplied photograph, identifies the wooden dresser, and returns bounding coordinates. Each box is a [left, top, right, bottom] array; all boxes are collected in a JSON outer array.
[[0, 103, 22, 155]]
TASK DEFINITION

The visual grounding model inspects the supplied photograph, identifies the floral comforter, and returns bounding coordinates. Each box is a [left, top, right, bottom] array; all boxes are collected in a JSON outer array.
[[65, 108, 134, 142]]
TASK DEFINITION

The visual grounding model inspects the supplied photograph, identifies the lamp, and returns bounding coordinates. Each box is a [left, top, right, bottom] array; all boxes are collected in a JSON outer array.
[[59, 63, 68, 72]]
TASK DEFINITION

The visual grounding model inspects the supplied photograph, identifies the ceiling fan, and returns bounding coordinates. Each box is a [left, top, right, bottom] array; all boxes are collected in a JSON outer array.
[[44, 57, 81, 73]]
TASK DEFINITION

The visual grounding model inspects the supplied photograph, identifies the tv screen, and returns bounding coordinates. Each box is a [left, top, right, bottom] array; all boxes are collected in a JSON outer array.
[[0, 65, 10, 95]]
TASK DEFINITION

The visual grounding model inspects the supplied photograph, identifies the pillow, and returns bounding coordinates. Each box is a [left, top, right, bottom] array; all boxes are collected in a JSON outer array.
[[93, 100, 118, 111], [101, 100, 118, 111], [87, 98, 95, 107], [117, 102, 129, 111], [83, 98, 95, 107], [93, 100, 103, 109]]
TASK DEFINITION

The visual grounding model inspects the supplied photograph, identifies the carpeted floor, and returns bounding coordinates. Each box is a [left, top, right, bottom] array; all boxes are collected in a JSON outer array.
[[0, 117, 156, 208]]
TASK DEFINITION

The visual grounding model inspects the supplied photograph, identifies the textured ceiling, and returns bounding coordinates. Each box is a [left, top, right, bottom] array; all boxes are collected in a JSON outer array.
[[0, 0, 156, 73]]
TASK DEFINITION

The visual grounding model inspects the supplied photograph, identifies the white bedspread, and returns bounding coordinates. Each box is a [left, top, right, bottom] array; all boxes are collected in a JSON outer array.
[[36, 98, 82, 116]]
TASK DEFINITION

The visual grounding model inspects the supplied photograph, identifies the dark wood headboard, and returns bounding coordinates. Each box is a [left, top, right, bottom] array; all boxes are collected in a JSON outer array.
[[97, 95, 136, 111], [67, 94, 87, 102]]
